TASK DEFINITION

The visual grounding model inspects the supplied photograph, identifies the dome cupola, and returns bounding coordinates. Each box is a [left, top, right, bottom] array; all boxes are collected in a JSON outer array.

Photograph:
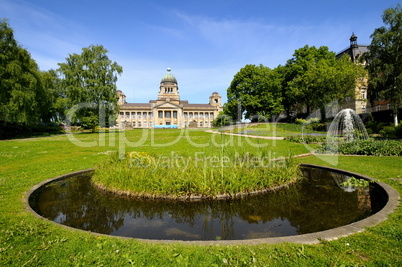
[[158, 67, 180, 102], [161, 67, 177, 84]]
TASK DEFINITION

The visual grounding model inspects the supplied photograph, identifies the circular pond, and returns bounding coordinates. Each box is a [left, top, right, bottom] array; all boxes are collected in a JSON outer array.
[[27, 164, 398, 243]]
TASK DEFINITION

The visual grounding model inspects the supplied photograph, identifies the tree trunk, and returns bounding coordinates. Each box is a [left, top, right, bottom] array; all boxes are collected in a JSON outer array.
[[320, 106, 326, 122], [394, 112, 398, 126]]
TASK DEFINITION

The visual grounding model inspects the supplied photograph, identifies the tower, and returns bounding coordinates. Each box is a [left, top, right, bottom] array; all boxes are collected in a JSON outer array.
[[350, 33, 359, 62], [350, 32, 358, 48], [158, 68, 180, 103], [116, 90, 126, 105], [209, 92, 221, 107]]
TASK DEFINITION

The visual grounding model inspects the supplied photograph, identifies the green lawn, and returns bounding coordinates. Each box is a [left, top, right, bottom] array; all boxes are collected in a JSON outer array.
[[0, 129, 401, 266], [230, 123, 326, 137]]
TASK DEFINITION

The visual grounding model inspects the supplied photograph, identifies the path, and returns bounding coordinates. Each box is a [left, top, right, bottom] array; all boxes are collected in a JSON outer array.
[[205, 130, 285, 140]]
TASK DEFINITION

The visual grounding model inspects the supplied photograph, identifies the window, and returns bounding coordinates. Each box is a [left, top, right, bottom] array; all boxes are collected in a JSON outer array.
[[137, 112, 141, 119], [158, 111, 163, 118], [125, 112, 130, 119], [165, 111, 171, 118], [173, 111, 177, 118], [205, 113, 209, 119], [138, 122, 141, 127], [131, 112, 136, 119], [376, 105, 381, 112], [194, 113, 198, 119], [189, 112, 193, 119], [120, 112, 124, 119], [184, 112, 188, 119], [360, 90, 366, 99], [132, 122, 136, 127], [361, 105, 366, 113]]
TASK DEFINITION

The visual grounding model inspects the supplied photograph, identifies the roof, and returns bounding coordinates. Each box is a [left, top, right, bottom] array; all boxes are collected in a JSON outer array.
[[182, 103, 216, 109], [160, 67, 177, 84], [120, 103, 152, 108], [336, 45, 369, 62]]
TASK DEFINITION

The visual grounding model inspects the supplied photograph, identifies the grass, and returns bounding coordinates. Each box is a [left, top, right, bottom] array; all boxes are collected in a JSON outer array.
[[92, 151, 300, 198], [0, 129, 402, 266], [230, 123, 326, 137]]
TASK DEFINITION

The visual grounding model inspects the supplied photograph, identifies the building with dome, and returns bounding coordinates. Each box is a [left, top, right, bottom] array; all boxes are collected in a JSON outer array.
[[116, 68, 223, 129]]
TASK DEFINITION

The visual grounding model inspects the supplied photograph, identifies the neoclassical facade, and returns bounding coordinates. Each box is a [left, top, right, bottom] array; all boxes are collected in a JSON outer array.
[[117, 68, 222, 129]]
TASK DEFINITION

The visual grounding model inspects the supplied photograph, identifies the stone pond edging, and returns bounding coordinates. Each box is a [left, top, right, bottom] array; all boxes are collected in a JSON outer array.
[[25, 164, 400, 245]]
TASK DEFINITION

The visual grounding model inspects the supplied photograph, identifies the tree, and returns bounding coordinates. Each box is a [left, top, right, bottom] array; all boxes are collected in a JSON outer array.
[[225, 64, 283, 121], [284, 45, 363, 120], [38, 69, 65, 123], [365, 4, 402, 126], [58, 45, 123, 131], [212, 112, 232, 127], [0, 19, 45, 124]]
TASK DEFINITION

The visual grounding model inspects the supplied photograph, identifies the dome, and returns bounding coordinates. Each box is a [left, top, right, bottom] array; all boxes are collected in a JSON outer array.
[[161, 67, 177, 84]]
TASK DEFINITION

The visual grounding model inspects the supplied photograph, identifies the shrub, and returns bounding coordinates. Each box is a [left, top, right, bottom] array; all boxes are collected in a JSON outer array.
[[318, 139, 402, 156], [311, 123, 327, 132], [284, 135, 326, 144], [212, 112, 233, 127], [396, 123, 402, 138], [0, 121, 64, 139], [295, 118, 320, 125], [380, 123, 402, 139]]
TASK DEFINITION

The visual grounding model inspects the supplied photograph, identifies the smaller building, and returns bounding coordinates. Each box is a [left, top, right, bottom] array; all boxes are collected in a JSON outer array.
[[117, 68, 223, 129], [336, 33, 371, 114]]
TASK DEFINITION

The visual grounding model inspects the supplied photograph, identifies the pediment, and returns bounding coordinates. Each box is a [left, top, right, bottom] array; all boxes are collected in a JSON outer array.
[[154, 102, 181, 109]]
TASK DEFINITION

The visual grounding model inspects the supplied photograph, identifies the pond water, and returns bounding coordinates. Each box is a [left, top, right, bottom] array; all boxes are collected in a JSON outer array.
[[29, 166, 387, 241]]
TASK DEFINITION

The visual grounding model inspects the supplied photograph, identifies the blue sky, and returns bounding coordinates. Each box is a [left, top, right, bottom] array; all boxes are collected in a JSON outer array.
[[1, 0, 400, 104]]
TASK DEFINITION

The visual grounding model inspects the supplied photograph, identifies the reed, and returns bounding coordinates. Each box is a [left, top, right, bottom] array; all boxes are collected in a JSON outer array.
[[92, 150, 300, 199]]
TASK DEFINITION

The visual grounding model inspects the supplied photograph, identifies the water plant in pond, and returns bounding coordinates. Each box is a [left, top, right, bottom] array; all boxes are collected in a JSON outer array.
[[91, 151, 300, 199], [341, 177, 372, 188]]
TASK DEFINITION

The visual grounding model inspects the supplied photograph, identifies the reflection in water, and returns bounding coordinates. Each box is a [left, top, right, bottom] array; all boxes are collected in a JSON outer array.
[[29, 167, 386, 241]]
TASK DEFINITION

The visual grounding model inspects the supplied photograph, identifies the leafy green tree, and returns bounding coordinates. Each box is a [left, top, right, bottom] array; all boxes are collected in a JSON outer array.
[[58, 45, 123, 131], [365, 4, 402, 126], [38, 69, 65, 123], [0, 19, 45, 124], [212, 112, 233, 127], [225, 64, 283, 121], [284, 45, 363, 120]]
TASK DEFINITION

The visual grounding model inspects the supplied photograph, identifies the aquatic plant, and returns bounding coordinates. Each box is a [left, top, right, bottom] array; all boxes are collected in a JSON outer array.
[[92, 151, 300, 199]]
